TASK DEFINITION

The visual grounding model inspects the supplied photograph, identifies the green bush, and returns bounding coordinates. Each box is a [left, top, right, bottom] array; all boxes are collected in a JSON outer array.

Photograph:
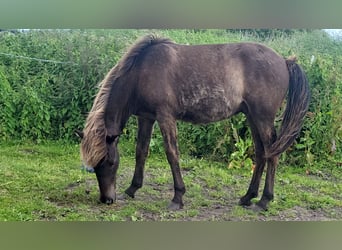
[[0, 66, 17, 139], [0, 30, 142, 141]]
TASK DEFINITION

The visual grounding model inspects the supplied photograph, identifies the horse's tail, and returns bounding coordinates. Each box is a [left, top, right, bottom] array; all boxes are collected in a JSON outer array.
[[267, 57, 310, 158]]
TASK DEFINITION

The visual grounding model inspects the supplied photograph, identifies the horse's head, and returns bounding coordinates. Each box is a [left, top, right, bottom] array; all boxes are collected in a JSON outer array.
[[76, 130, 120, 205]]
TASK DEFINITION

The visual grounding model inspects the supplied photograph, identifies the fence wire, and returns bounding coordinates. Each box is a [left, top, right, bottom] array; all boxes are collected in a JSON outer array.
[[0, 52, 78, 65]]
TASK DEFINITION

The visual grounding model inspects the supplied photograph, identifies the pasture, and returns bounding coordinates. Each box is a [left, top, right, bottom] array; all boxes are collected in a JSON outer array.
[[0, 29, 341, 221], [0, 141, 340, 221]]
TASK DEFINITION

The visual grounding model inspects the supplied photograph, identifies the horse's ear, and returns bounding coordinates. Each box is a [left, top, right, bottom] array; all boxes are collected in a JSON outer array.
[[75, 129, 84, 139]]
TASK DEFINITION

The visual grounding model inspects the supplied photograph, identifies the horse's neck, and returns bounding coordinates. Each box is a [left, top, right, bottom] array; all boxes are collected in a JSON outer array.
[[104, 81, 132, 136]]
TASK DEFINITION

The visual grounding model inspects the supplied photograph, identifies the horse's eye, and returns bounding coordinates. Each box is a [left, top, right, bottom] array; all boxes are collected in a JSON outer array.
[[106, 135, 116, 144]]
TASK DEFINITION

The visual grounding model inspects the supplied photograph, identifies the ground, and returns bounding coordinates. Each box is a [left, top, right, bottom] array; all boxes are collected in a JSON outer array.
[[0, 143, 341, 221], [63, 162, 342, 221]]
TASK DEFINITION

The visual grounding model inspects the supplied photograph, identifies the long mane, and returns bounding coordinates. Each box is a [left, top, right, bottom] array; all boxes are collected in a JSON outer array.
[[80, 34, 174, 167]]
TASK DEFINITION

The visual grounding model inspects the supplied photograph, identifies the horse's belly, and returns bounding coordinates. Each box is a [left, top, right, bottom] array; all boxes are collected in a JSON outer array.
[[179, 95, 239, 124]]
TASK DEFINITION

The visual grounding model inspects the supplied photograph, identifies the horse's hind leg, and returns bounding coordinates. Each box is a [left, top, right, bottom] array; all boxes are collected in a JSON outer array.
[[255, 124, 279, 210], [256, 155, 279, 210], [239, 117, 266, 207], [124, 117, 155, 198], [158, 116, 185, 210], [240, 113, 279, 210], [251, 120, 278, 210]]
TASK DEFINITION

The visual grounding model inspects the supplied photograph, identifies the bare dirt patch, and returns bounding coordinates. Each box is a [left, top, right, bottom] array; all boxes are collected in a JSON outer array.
[[67, 168, 341, 221]]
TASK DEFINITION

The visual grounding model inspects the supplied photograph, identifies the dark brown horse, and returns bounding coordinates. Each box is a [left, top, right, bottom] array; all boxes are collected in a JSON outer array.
[[78, 34, 309, 211]]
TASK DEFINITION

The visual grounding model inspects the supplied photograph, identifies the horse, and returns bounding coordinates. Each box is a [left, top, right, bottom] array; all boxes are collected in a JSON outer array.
[[77, 34, 310, 211]]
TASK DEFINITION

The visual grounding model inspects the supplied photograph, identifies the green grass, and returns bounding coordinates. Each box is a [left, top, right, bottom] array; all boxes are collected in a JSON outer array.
[[0, 141, 341, 221]]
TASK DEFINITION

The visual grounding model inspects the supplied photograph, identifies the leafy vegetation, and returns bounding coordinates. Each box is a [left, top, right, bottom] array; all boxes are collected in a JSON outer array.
[[0, 29, 341, 167], [1, 29, 340, 167]]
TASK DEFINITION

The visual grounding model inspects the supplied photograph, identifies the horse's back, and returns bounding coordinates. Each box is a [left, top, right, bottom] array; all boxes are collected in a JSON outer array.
[[132, 41, 289, 123]]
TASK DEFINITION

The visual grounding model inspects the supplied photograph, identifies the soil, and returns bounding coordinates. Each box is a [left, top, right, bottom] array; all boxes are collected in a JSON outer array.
[[69, 170, 341, 221], [128, 187, 341, 221]]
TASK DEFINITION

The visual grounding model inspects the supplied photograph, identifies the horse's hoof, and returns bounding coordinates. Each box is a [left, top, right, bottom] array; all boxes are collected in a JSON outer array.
[[167, 201, 183, 210], [245, 203, 267, 212], [117, 193, 133, 201], [255, 201, 268, 211], [239, 198, 252, 207]]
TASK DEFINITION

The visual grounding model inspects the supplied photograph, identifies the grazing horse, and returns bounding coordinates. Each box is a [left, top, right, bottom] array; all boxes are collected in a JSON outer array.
[[77, 34, 310, 211]]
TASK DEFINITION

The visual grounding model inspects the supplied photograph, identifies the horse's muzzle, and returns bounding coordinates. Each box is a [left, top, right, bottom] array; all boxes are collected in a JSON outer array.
[[100, 193, 116, 205]]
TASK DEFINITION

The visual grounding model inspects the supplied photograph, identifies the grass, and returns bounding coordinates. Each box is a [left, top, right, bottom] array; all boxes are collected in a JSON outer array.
[[0, 141, 341, 221]]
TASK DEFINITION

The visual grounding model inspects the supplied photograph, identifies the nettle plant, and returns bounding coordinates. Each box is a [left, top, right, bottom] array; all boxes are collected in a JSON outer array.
[[0, 68, 17, 139]]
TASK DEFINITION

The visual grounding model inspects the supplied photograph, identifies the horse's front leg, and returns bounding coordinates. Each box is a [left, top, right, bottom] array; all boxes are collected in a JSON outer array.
[[158, 117, 186, 210], [124, 117, 155, 198]]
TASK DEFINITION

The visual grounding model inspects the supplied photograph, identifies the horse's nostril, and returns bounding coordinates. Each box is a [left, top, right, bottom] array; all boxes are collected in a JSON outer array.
[[105, 198, 113, 205], [100, 196, 112, 204], [100, 194, 116, 205]]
